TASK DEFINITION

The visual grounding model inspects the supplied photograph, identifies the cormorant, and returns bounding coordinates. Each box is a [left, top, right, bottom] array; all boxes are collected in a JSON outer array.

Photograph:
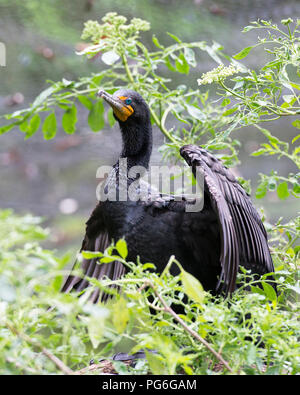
[[61, 89, 274, 301]]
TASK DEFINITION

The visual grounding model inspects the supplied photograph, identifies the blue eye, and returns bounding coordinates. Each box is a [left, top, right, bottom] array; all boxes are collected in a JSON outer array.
[[125, 98, 132, 105]]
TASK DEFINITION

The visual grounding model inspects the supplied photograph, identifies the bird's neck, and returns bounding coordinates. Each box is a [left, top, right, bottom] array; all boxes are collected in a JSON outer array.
[[118, 119, 152, 172]]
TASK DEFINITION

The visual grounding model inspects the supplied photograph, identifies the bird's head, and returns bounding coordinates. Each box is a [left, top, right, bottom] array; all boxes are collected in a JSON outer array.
[[98, 88, 152, 167], [98, 89, 150, 124]]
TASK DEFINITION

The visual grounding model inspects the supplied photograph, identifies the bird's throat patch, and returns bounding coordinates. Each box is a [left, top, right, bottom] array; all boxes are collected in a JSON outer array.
[[114, 104, 134, 122]]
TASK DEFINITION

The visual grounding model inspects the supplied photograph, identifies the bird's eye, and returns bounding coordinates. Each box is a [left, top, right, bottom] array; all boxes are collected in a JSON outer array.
[[125, 98, 132, 105]]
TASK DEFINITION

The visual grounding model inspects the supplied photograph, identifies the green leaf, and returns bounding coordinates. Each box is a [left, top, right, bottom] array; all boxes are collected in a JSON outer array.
[[175, 52, 189, 74], [32, 85, 56, 109], [167, 32, 182, 43], [81, 250, 103, 259], [146, 351, 166, 375], [78, 95, 93, 110], [262, 282, 277, 302], [233, 46, 254, 60], [112, 297, 130, 334], [245, 343, 257, 365], [0, 123, 17, 135], [256, 180, 268, 199], [256, 126, 280, 145], [222, 98, 231, 107], [292, 134, 300, 144], [251, 148, 267, 157], [277, 182, 290, 200], [186, 104, 205, 121], [181, 269, 205, 305], [107, 108, 116, 127], [183, 47, 196, 67], [42, 112, 57, 140], [88, 101, 104, 132], [222, 106, 238, 116], [100, 256, 118, 263], [165, 56, 177, 72], [88, 307, 110, 348], [292, 120, 300, 130], [25, 114, 41, 139], [116, 239, 128, 259], [62, 104, 77, 134], [152, 35, 164, 49]]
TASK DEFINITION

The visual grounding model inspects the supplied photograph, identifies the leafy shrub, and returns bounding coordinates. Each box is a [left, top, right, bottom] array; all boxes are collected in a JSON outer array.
[[0, 210, 299, 374]]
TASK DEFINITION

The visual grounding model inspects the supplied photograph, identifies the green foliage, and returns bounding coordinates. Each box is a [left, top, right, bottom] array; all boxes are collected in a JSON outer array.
[[0, 210, 299, 375]]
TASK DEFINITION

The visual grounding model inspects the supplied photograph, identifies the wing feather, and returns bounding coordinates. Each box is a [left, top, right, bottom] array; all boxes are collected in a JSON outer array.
[[180, 144, 274, 294], [61, 204, 125, 302]]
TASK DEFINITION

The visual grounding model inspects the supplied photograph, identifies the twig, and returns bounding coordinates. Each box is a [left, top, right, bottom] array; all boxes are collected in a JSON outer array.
[[5, 320, 74, 375], [139, 280, 234, 374], [6, 357, 37, 374]]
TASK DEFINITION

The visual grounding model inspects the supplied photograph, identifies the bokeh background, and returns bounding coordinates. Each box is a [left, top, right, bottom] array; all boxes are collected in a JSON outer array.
[[0, 0, 299, 256]]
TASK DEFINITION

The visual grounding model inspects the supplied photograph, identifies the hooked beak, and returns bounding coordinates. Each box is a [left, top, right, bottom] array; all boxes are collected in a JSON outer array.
[[97, 90, 133, 122]]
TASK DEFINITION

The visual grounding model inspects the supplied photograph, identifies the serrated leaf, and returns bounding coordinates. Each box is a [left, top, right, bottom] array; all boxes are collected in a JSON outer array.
[[42, 112, 57, 140], [181, 270, 205, 305]]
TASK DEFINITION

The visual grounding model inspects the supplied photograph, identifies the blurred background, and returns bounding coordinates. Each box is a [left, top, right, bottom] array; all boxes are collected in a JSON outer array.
[[0, 0, 299, 256]]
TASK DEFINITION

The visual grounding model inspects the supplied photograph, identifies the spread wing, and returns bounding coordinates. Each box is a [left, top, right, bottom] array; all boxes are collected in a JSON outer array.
[[180, 144, 274, 295], [61, 203, 125, 303]]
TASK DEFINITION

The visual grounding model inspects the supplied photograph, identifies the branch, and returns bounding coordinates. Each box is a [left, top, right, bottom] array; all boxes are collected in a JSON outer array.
[[139, 280, 234, 374], [5, 320, 74, 375]]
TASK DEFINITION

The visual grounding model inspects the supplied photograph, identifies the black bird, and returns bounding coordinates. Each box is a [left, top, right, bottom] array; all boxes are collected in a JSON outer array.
[[61, 89, 275, 301]]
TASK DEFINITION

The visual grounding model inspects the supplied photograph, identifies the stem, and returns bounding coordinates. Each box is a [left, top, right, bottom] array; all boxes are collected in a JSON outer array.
[[139, 280, 234, 373], [121, 53, 135, 85], [150, 107, 179, 145], [219, 80, 245, 100]]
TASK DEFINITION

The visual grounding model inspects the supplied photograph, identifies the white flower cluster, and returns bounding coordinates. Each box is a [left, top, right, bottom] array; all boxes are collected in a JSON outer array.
[[197, 63, 243, 85]]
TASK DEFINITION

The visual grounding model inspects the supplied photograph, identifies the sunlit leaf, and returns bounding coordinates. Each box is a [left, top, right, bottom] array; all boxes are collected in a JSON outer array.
[[181, 270, 205, 305], [42, 112, 57, 140]]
